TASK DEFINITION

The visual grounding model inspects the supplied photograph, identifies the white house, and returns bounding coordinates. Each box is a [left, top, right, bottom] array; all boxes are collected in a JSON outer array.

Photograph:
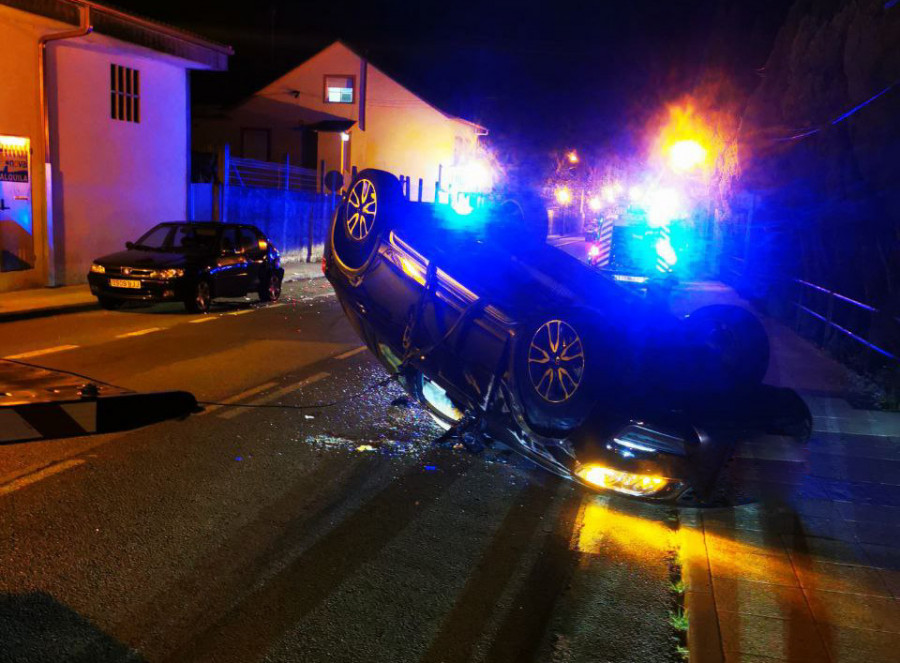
[[193, 41, 487, 200], [0, 0, 230, 291]]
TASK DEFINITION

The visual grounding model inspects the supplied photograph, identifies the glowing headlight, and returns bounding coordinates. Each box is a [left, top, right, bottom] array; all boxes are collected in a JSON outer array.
[[90, 263, 105, 274], [153, 268, 184, 279], [576, 464, 668, 497]]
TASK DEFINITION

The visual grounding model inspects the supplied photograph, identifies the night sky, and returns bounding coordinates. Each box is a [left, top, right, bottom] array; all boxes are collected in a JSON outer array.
[[115, 0, 791, 160]]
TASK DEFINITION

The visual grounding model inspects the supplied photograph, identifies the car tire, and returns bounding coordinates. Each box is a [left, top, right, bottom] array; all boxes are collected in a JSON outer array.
[[511, 310, 614, 434], [686, 305, 769, 387], [184, 279, 212, 313], [258, 270, 282, 302], [98, 296, 124, 310], [330, 169, 403, 274]]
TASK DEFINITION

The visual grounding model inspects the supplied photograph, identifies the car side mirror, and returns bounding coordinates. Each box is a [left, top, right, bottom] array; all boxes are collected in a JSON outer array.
[[125, 241, 134, 250]]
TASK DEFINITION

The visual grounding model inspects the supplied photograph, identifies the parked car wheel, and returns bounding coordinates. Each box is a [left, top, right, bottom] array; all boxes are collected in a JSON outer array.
[[686, 305, 769, 387], [331, 169, 403, 274], [512, 311, 609, 433], [185, 279, 212, 313], [258, 271, 282, 302], [98, 296, 124, 311]]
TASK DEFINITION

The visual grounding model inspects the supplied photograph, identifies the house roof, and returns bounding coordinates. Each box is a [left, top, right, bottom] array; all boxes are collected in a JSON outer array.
[[1, 0, 232, 70], [258, 40, 487, 135], [335, 40, 487, 134]]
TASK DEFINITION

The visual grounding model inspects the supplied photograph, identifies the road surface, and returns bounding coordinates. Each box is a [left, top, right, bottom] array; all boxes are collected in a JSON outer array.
[[0, 278, 679, 663]]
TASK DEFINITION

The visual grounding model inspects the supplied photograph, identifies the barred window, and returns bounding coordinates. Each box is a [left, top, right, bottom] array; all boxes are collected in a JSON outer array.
[[110, 64, 140, 123]]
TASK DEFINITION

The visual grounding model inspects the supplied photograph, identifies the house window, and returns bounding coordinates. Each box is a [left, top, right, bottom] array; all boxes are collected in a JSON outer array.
[[324, 75, 354, 104], [110, 64, 140, 122]]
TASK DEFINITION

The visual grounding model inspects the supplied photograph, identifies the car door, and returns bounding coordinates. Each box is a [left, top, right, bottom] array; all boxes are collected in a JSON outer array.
[[214, 226, 248, 296], [238, 226, 267, 294]]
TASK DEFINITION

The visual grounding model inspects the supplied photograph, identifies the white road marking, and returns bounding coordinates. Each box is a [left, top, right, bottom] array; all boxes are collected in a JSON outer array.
[[228, 309, 254, 316], [200, 381, 278, 415], [4, 344, 79, 360], [0, 459, 85, 498], [265, 303, 286, 309], [116, 327, 161, 338], [190, 316, 217, 324], [219, 372, 329, 419], [335, 345, 367, 360]]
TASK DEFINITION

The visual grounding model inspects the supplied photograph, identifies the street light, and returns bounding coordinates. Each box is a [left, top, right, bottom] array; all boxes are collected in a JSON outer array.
[[588, 196, 602, 211], [567, 150, 579, 164], [667, 139, 706, 173], [555, 186, 572, 205]]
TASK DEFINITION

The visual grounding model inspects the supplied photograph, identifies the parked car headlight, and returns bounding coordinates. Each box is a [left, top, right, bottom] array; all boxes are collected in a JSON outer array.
[[90, 263, 105, 274], [153, 268, 184, 279]]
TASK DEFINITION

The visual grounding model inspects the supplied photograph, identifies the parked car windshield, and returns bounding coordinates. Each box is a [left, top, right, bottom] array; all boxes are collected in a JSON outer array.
[[133, 224, 221, 254]]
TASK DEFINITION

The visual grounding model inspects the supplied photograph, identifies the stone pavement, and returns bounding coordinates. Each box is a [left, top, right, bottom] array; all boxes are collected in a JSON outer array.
[[677, 284, 900, 663]]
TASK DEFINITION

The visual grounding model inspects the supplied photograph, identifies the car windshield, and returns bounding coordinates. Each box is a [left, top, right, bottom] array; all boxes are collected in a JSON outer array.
[[132, 224, 220, 254]]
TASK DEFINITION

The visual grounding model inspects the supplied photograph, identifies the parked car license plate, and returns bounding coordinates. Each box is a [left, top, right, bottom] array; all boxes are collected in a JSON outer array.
[[109, 278, 141, 289]]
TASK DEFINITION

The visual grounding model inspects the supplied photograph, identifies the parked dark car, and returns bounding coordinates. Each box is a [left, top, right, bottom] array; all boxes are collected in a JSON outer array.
[[88, 221, 284, 313], [324, 170, 811, 503]]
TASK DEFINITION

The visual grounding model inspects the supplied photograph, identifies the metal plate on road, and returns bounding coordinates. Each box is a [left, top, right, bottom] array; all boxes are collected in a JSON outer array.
[[0, 360, 125, 406], [109, 279, 141, 288]]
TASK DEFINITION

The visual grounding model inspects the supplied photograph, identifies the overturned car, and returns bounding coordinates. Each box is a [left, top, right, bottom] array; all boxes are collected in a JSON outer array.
[[324, 170, 811, 502]]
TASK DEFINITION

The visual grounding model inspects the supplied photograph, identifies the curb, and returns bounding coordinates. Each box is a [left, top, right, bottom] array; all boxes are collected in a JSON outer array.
[[678, 522, 725, 663]]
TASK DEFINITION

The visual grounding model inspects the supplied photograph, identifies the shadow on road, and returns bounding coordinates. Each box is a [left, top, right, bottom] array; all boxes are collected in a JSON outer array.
[[0, 591, 142, 662]]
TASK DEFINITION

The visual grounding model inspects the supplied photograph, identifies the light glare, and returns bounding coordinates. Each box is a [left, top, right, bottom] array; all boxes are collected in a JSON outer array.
[[555, 186, 572, 206], [668, 139, 706, 173], [646, 187, 684, 227]]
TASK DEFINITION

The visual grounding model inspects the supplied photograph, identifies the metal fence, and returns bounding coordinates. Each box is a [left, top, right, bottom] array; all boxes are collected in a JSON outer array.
[[793, 279, 899, 368], [228, 157, 317, 192]]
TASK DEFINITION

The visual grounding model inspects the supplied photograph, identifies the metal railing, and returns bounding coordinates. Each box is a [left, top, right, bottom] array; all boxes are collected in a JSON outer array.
[[794, 279, 898, 364], [228, 157, 317, 192]]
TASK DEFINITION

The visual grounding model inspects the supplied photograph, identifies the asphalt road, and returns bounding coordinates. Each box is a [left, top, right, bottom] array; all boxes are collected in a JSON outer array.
[[0, 278, 679, 663]]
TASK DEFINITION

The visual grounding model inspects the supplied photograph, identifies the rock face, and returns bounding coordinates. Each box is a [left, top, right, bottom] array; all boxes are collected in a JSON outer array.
[[736, 0, 900, 308]]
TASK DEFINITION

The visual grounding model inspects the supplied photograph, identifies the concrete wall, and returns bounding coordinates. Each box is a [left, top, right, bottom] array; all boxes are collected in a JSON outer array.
[[48, 35, 189, 283], [0, 4, 59, 291], [0, 4, 200, 290]]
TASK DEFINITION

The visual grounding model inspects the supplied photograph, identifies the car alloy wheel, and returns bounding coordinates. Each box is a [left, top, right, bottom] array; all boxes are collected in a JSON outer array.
[[527, 319, 585, 404], [345, 178, 377, 241]]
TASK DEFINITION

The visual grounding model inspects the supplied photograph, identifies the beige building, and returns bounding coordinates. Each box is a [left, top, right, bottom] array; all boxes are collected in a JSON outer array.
[[193, 41, 487, 200], [0, 0, 229, 291]]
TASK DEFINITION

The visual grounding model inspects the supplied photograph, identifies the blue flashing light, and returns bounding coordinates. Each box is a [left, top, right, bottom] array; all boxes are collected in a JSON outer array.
[[424, 464, 437, 471], [434, 196, 489, 233], [646, 187, 685, 228]]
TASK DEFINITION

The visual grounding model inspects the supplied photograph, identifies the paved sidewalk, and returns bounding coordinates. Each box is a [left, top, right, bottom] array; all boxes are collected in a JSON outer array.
[[0, 284, 96, 322], [677, 285, 900, 663], [0, 260, 324, 323]]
